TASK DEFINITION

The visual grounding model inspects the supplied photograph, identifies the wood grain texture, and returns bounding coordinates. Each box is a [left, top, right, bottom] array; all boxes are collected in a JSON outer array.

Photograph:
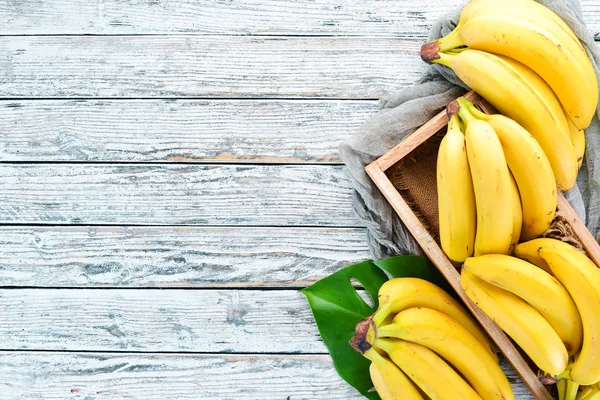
[[0, 352, 533, 400], [0, 0, 597, 37], [0, 226, 369, 287], [0, 0, 462, 36], [0, 99, 377, 162], [0, 353, 365, 399], [0, 164, 358, 226], [0, 289, 327, 353], [0, 36, 424, 99]]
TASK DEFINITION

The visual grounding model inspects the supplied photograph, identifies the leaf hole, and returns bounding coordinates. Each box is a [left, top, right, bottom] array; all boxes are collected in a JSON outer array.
[[350, 277, 374, 308]]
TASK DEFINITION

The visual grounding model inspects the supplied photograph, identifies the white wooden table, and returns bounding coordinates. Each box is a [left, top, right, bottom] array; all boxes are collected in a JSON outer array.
[[0, 1, 597, 398]]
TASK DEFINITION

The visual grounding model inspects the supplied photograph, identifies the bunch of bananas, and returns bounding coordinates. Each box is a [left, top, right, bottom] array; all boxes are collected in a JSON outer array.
[[438, 98, 557, 262], [349, 277, 514, 400], [461, 238, 600, 398], [422, 0, 597, 192]]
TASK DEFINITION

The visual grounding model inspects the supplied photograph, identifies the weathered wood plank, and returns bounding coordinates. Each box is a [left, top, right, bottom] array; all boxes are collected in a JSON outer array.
[[0, 99, 377, 163], [0, 289, 326, 352], [0, 164, 357, 226], [0, 352, 533, 400], [0, 36, 423, 99], [0, 0, 597, 38], [0, 0, 459, 36], [0, 353, 365, 399], [0, 226, 369, 287]]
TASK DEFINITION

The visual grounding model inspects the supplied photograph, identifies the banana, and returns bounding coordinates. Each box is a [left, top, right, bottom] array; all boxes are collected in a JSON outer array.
[[366, 347, 424, 400], [373, 338, 483, 400], [508, 171, 522, 253], [457, 98, 556, 240], [458, 105, 513, 256], [437, 113, 476, 263], [463, 255, 583, 354], [434, 50, 578, 190], [375, 307, 513, 400], [461, 270, 569, 375], [567, 116, 586, 168], [426, 0, 598, 130], [371, 277, 496, 359], [514, 238, 576, 274], [539, 247, 600, 385]]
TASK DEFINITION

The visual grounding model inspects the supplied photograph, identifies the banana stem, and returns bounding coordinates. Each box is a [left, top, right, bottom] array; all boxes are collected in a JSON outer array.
[[373, 338, 395, 355], [456, 97, 488, 120], [558, 379, 568, 400], [372, 304, 391, 326], [566, 380, 581, 400], [447, 112, 460, 132], [437, 28, 465, 52], [431, 52, 454, 68], [582, 389, 600, 400], [577, 387, 595, 400], [457, 103, 476, 126]]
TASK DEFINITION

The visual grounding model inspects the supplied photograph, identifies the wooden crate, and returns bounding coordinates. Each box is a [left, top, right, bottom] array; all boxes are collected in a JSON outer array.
[[365, 90, 600, 400]]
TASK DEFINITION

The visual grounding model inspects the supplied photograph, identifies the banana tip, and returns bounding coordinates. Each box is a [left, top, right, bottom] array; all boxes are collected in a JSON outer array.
[[349, 317, 376, 354], [420, 42, 441, 64], [446, 100, 459, 119], [538, 373, 559, 386]]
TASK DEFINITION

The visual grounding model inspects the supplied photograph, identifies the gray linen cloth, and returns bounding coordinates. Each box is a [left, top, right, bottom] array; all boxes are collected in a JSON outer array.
[[339, 0, 600, 259]]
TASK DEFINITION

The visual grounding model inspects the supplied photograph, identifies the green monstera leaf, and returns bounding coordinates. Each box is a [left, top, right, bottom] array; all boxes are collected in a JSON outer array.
[[301, 255, 447, 399]]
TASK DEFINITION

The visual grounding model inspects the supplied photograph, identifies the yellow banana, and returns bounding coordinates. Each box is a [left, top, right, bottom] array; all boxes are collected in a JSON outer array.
[[508, 171, 522, 253], [463, 255, 583, 354], [374, 338, 483, 400], [567, 116, 586, 169], [375, 307, 513, 400], [539, 247, 600, 385], [458, 105, 512, 256], [457, 98, 556, 240], [437, 113, 476, 264], [370, 277, 497, 360], [428, 0, 598, 130], [461, 270, 569, 375], [434, 50, 578, 190], [514, 238, 577, 274], [366, 347, 424, 400]]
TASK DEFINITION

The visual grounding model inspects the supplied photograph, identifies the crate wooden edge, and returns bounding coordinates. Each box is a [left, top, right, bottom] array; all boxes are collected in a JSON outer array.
[[366, 90, 557, 400]]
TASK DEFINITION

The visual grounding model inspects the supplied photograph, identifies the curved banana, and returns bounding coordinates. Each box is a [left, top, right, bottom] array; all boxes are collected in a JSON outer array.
[[457, 99, 556, 240], [428, 0, 598, 130], [375, 307, 513, 400], [366, 347, 424, 400], [437, 113, 476, 263], [567, 116, 586, 169], [371, 277, 496, 359], [539, 247, 600, 385], [374, 338, 483, 400], [463, 255, 583, 354], [508, 171, 522, 253], [458, 105, 513, 255], [435, 50, 578, 190], [461, 270, 569, 375], [514, 238, 576, 274]]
